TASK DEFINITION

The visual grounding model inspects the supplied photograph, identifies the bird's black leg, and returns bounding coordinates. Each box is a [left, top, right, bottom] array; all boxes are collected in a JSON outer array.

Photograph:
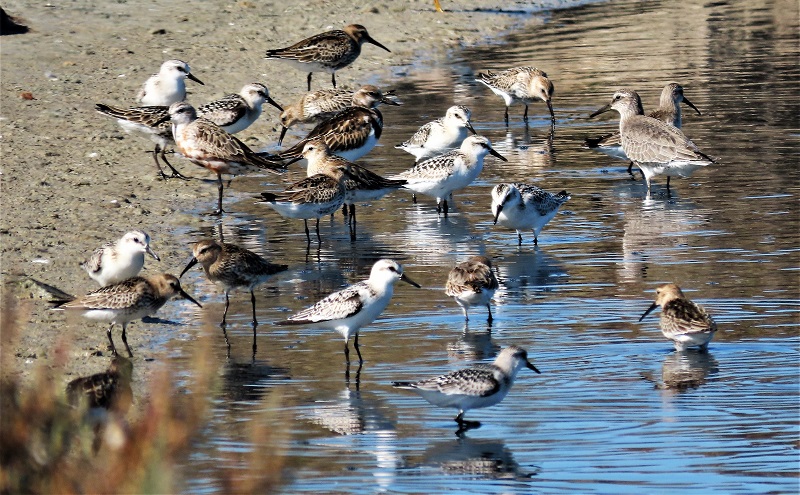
[[307, 72, 313, 91], [107, 324, 118, 356], [315, 218, 321, 243], [331, 73, 337, 88], [504, 106, 510, 126], [159, 146, 189, 180], [120, 323, 133, 358], [304, 219, 311, 244], [354, 333, 363, 364]]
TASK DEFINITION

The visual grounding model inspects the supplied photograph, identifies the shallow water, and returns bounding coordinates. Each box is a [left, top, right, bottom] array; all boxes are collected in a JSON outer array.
[[166, 0, 799, 492]]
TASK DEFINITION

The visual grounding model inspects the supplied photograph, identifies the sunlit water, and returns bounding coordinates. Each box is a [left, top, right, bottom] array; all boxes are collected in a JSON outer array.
[[160, 0, 799, 492]]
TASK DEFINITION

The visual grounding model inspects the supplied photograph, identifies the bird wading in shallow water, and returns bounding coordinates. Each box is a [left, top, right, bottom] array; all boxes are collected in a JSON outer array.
[[393, 345, 540, 433], [590, 89, 714, 196], [277, 259, 420, 365], [639, 283, 717, 351]]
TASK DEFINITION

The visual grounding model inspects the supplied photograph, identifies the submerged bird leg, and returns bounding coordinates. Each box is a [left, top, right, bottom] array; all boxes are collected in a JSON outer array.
[[443, 199, 449, 217], [533, 233, 539, 246], [487, 304, 493, 322], [517, 231, 523, 246], [106, 324, 118, 356], [315, 218, 321, 243], [222, 291, 231, 326], [341, 203, 348, 218], [454, 410, 481, 430], [344, 341, 350, 364], [303, 219, 311, 244], [120, 323, 133, 358], [627, 161, 635, 176], [354, 333, 364, 363], [220, 323, 231, 355], [504, 106, 510, 126], [250, 289, 258, 326], [412, 193, 417, 204], [523, 104, 529, 122], [306, 72, 313, 92]]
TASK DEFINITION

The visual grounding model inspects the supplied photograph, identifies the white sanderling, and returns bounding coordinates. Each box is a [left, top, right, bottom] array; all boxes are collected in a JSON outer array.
[[257, 140, 353, 243], [53, 274, 202, 357], [393, 345, 540, 430], [586, 82, 702, 173], [304, 138, 406, 237], [197, 82, 283, 134], [491, 183, 570, 246], [265, 24, 391, 91], [278, 85, 399, 161], [590, 89, 715, 195], [82, 230, 160, 286], [445, 256, 499, 322], [639, 283, 717, 351], [166, 101, 286, 215], [180, 239, 288, 327], [395, 105, 477, 162], [393, 135, 507, 216], [475, 67, 555, 127], [136, 59, 204, 106], [278, 85, 396, 145], [277, 259, 420, 363]]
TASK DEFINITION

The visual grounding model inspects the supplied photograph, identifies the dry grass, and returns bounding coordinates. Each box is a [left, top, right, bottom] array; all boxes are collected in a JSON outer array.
[[0, 291, 288, 494]]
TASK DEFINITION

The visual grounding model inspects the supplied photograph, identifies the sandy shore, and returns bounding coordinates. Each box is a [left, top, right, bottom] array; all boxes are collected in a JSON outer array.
[[1, 0, 583, 383]]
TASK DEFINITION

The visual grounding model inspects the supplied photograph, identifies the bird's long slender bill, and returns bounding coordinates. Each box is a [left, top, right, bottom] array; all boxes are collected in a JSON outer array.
[[267, 96, 284, 112], [179, 257, 199, 278], [489, 148, 508, 162], [147, 246, 161, 261], [283, 154, 305, 167], [179, 288, 203, 308], [401, 273, 421, 288], [639, 302, 659, 322], [380, 95, 400, 106], [526, 361, 541, 374], [187, 73, 204, 85], [277, 125, 289, 146], [589, 103, 612, 119], [465, 121, 477, 135], [366, 36, 391, 53], [547, 101, 556, 129], [492, 204, 504, 225], [682, 96, 702, 116]]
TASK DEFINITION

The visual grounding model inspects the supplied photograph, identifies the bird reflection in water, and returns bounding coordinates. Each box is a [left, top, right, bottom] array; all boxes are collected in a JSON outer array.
[[658, 350, 719, 393], [447, 322, 499, 363], [409, 436, 538, 480]]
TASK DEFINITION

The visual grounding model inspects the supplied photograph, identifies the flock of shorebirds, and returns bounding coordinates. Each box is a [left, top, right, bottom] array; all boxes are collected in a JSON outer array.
[[54, 21, 717, 430]]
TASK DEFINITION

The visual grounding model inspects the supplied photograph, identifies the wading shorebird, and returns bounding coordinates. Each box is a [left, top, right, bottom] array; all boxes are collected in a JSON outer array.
[[590, 89, 715, 195], [265, 24, 391, 91], [445, 256, 499, 322], [277, 259, 420, 364], [278, 86, 396, 145], [491, 183, 570, 246], [257, 141, 354, 243], [165, 102, 286, 215], [476, 67, 555, 128], [181, 239, 288, 352], [586, 82, 702, 174], [392, 135, 507, 217], [278, 85, 398, 161], [395, 105, 477, 162], [639, 283, 717, 351], [393, 345, 540, 432], [52, 274, 202, 357]]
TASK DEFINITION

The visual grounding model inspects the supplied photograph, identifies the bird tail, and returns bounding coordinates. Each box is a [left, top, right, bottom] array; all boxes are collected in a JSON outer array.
[[25, 278, 76, 306]]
